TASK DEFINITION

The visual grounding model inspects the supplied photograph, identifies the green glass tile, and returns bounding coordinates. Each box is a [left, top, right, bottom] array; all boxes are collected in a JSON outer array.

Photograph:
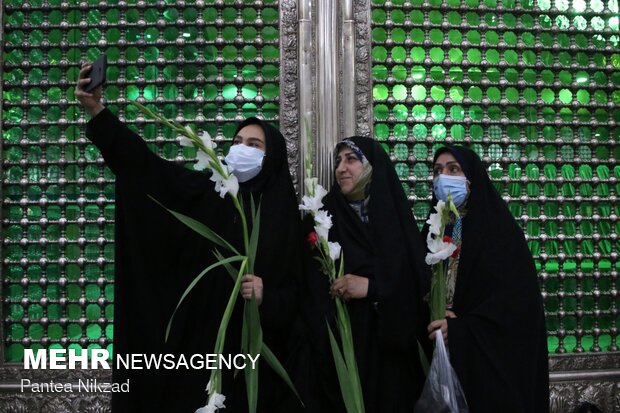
[[431, 105, 446, 121], [411, 85, 426, 101], [431, 85, 445, 100], [410, 47, 425, 62], [467, 30, 481, 44], [467, 49, 481, 63], [467, 106, 482, 121], [428, 10, 442, 25], [449, 86, 464, 102], [468, 86, 482, 101], [26, 225, 42, 241], [466, 12, 480, 26], [262, 7, 278, 23], [412, 124, 427, 140], [390, 65, 406, 81], [392, 46, 407, 62]]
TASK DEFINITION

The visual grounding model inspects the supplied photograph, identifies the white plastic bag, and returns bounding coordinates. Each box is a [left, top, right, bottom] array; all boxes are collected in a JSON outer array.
[[414, 333, 469, 413]]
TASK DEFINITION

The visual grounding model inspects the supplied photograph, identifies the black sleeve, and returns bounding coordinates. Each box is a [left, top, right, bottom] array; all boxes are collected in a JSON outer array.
[[367, 278, 378, 299], [259, 280, 299, 331], [85, 108, 217, 213], [258, 228, 304, 331]]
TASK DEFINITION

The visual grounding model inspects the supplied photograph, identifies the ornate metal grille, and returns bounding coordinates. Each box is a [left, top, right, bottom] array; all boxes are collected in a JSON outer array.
[[371, 0, 619, 354], [1, 0, 280, 363]]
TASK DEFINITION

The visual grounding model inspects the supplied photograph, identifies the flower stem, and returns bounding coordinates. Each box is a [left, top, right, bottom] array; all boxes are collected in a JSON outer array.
[[231, 197, 250, 261], [215, 258, 248, 354]]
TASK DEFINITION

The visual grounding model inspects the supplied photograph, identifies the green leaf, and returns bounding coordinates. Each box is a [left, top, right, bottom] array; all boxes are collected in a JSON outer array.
[[148, 195, 239, 255], [243, 293, 263, 413], [223, 249, 242, 381], [165, 255, 246, 342], [430, 264, 446, 322], [129, 100, 155, 118], [334, 299, 365, 413], [214, 249, 239, 282], [250, 195, 257, 223], [260, 343, 303, 405], [214, 259, 248, 353], [448, 195, 460, 218], [247, 198, 261, 274], [327, 322, 359, 413], [417, 340, 430, 377]]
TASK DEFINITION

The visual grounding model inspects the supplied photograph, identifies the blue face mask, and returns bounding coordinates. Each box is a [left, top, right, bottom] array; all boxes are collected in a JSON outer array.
[[433, 174, 469, 207]]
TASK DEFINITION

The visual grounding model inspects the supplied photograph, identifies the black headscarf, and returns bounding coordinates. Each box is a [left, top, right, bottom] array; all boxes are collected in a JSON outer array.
[[325, 136, 430, 348], [86, 110, 302, 413], [314, 136, 430, 412], [430, 146, 549, 413], [232, 117, 303, 330]]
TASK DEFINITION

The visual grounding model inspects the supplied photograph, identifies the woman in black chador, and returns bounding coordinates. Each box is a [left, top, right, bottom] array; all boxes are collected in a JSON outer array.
[[304, 136, 430, 412], [426, 146, 549, 413], [76, 62, 304, 412]]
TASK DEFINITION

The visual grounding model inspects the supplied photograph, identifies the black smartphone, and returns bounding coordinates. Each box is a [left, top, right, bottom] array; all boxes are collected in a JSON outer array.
[[84, 54, 107, 92]]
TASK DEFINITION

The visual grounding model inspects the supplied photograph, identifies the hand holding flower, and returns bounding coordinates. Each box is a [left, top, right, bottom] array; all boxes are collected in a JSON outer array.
[[300, 116, 364, 413], [241, 274, 263, 305], [330, 274, 368, 301]]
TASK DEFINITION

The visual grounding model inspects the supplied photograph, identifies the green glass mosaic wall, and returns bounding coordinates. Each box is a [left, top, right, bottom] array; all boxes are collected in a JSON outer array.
[[371, 0, 619, 353], [1, 0, 280, 362]]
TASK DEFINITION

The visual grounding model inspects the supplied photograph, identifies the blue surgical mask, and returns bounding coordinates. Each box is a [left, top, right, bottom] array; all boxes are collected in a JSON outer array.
[[224, 144, 265, 183], [433, 174, 469, 207]]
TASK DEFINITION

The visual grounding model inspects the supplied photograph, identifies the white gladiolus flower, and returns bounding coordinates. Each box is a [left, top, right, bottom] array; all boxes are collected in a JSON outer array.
[[179, 135, 193, 147], [210, 167, 239, 198], [199, 131, 216, 151], [426, 200, 446, 236], [299, 185, 327, 213], [180, 130, 215, 152], [328, 242, 341, 261], [314, 210, 333, 241], [222, 174, 239, 198], [195, 392, 226, 413], [194, 150, 210, 171], [425, 233, 457, 265], [304, 177, 318, 195]]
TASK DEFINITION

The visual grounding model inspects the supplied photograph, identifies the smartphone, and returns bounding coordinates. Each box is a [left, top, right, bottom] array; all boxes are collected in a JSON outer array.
[[84, 54, 107, 92]]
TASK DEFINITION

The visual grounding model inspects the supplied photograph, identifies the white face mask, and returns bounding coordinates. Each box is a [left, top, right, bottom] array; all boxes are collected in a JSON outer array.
[[224, 144, 265, 183]]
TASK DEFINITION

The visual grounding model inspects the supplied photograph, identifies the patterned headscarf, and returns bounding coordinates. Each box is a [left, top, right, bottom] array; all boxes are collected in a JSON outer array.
[[335, 138, 373, 202]]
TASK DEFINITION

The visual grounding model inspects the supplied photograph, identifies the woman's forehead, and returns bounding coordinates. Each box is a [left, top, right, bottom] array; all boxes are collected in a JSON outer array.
[[237, 123, 265, 141], [435, 152, 459, 164]]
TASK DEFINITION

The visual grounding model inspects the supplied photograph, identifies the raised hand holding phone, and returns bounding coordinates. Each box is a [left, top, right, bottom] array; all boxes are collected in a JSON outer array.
[[75, 56, 107, 118], [84, 54, 107, 92]]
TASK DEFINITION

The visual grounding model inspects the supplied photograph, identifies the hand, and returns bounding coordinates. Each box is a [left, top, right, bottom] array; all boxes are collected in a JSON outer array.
[[241, 274, 263, 305], [330, 274, 368, 301], [427, 310, 457, 343], [74, 62, 105, 118]]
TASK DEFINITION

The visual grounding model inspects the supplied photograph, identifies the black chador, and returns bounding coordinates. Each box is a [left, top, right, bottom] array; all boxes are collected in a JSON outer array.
[[431, 146, 549, 413], [303, 136, 431, 413], [86, 110, 303, 412]]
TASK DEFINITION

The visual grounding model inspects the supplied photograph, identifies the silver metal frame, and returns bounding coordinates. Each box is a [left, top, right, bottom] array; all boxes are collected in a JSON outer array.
[[0, 1, 619, 412], [297, 0, 313, 193], [315, 0, 339, 188], [341, 0, 356, 138]]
